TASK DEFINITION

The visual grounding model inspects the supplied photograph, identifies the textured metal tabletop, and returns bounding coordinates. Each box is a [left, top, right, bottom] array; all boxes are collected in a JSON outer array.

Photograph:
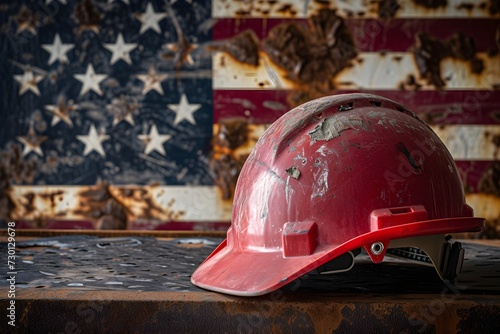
[[1, 235, 499, 294], [1, 236, 500, 333]]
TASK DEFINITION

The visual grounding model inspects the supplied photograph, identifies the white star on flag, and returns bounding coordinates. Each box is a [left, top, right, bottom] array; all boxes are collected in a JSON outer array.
[[113, 111, 135, 126], [77, 124, 110, 157], [106, 95, 139, 126], [137, 66, 169, 95], [136, 2, 167, 34], [41, 33, 74, 65], [168, 94, 201, 126], [74, 64, 107, 96], [14, 67, 44, 96], [103, 33, 138, 65], [16, 7, 37, 35], [165, 39, 198, 66], [44, 97, 77, 127], [138, 124, 171, 156], [16, 127, 48, 157]]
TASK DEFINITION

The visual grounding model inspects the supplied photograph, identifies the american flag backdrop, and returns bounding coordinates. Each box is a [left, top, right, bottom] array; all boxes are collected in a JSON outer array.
[[0, 0, 499, 235]]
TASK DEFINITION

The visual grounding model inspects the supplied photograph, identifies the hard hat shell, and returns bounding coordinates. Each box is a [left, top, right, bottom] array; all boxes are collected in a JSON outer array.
[[192, 93, 484, 296]]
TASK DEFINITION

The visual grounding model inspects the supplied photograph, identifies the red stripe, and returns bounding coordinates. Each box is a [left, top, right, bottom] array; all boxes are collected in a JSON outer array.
[[16, 220, 95, 229], [213, 89, 290, 123], [455, 161, 498, 193], [133, 221, 231, 231], [16, 220, 231, 230], [213, 18, 499, 52], [213, 89, 500, 125]]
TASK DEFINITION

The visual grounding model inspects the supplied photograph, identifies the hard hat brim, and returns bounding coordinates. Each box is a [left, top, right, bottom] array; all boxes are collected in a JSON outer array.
[[191, 217, 484, 296]]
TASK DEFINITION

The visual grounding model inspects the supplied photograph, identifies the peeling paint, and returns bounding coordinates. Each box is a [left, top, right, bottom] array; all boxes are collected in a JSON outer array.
[[74, 0, 101, 34], [413, 32, 485, 89], [316, 144, 339, 157], [309, 115, 367, 142], [213, 0, 500, 18], [262, 8, 358, 103], [294, 153, 308, 165], [210, 118, 250, 200], [286, 166, 301, 179], [210, 30, 260, 66], [0, 143, 38, 222]]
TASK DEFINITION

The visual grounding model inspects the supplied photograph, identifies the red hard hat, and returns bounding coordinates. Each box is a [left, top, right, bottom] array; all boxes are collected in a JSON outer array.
[[192, 93, 484, 296]]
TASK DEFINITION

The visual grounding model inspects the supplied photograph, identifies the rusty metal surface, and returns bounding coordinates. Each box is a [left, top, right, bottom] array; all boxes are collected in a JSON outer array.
[[1, 236, 500, 333], [1, 290, 499, 334]]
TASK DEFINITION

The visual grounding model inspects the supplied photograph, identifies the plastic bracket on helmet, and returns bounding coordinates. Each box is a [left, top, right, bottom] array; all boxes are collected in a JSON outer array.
[[282, 221, 318, 257], [370, 205, 428, 230], [462, 203, 474, 217], [364, 206, 429, 264]]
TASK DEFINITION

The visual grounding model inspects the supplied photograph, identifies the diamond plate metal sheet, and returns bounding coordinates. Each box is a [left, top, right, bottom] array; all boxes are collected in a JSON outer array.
[[1, 236, 499, 294]]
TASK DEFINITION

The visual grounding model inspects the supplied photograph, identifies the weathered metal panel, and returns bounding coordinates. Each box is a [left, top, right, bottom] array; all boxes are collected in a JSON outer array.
[[212, 0, 500, 18], [7, 184, 233, 228], [213, 52, 500, 89], [0, 0, 499, 237]]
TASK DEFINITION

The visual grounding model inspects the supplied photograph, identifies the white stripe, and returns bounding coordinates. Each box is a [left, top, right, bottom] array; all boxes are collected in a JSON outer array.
[[213, 53, 290, 89], [10, 185, 232, 223], [216, 123, 500, 161], [213, 52, 500, 90], [430, 125, 500, 161], [213, 0, 497, 18], [465, 193, 500, 221]]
